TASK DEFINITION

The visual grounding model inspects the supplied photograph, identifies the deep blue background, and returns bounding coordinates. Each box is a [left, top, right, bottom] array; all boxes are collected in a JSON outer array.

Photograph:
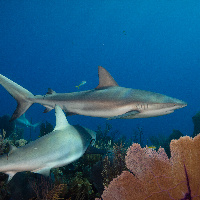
[[0, 1, 200, 142]]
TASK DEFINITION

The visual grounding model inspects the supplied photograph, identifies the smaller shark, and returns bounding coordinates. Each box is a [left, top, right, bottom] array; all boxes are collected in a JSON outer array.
[[0, 105, 96, 182], [15, 114, 41, 129]]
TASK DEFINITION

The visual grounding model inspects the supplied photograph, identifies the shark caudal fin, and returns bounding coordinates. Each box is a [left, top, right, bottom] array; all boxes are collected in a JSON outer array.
[[0, 74, 34, 121]]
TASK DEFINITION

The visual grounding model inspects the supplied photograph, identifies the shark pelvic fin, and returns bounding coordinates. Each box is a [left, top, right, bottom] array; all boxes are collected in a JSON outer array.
[[43, 106, 53, 113], [54, 105, 70, 130], [95, 66, 118, 89], [107, 110, 139, 120], [6, 171, 17, 182], [32, 167, 51, 177]]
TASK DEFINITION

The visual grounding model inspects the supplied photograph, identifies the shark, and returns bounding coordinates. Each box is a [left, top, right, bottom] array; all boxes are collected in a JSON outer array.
[[0, 105, 96, 182], [0, 66, 187, 121], [15, 114, 41, 129]]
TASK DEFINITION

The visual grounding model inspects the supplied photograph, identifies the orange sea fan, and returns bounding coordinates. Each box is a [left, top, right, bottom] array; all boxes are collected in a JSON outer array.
[[98, 134, 200, 200]]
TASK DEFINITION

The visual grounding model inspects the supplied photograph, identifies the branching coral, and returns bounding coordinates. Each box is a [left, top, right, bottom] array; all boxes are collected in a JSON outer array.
[[0, 129, 6, 155], [29, 175, 67, 200], [99, 134, 200, 200], [102, 143, 127, 188]]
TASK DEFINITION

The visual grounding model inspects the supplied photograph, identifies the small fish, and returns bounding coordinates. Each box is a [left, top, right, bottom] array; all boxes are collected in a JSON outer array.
[[147, 145, 157, 150], [75, 81, 86, 89]]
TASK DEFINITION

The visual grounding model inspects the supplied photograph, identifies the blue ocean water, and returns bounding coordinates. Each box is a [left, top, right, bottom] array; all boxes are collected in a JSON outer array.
[[0, 0, 199, 142]]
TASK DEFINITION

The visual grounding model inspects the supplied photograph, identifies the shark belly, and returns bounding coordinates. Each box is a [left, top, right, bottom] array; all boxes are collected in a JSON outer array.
[[33, 96, 134, 118], [0, 130, 83, 173], [61, 101, 134, 118]]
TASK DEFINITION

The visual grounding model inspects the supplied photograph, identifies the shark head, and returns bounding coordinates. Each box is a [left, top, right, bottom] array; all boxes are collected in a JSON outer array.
[[95, 66, 187, 119], [123, 91, 187, 119]]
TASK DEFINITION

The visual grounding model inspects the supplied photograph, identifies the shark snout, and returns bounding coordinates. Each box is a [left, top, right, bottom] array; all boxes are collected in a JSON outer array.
[[180, 103, 187, 108], [174, 100, 187, 109]]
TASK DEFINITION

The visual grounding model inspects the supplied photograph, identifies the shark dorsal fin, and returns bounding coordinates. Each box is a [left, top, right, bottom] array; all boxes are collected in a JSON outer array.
[[54, 105, 70, 131], [95, 66, 118, 89], [46, 88, 56, 95]]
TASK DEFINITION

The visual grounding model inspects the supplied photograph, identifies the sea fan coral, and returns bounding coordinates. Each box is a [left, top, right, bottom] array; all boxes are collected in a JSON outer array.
[[98, 134, 200, 200]]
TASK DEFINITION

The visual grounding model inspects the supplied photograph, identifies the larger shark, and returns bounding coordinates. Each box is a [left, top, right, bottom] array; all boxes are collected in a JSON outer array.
[[0, 105, 96, 182], [0, 66, 186, 121]]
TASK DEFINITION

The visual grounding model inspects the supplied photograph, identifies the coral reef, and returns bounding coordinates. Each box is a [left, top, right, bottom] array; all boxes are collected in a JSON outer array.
[[95, 123, 115, 150], [15, 139, 27, 147], [102, 143, 127, 187], [0, 115, 15, 137], [99, 134, 200, 200], [149, 129, 183, 157], [29, 175, 67, 200], [192, 111, 200, 137], [67, 172, 94, 200], [39, 121, 54, 137], [4, 120, 195, 200], [0, 129, 7, 155], [132, 125, 144, 147]]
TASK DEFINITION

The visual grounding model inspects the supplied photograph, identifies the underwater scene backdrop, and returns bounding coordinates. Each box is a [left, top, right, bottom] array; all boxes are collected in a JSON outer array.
[[0, 0, 200, 199]]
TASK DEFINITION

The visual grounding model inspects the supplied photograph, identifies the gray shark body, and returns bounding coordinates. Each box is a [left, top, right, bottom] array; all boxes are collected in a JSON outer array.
[[0, 105, 96, 181], [0, 66, 187, 121], [15, 114, 40, 129]]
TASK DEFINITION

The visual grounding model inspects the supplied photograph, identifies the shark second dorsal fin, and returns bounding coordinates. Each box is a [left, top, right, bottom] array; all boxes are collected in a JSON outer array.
[[46, 88, 56, 95], [95, 66, 118, 89], [54, 105, 70, 131]]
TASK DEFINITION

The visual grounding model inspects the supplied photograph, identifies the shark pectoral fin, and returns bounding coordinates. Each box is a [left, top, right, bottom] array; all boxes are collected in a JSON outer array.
[[6, 171, 17, 182], [107, 110, 139, 120], [32, 167, 51, 177]]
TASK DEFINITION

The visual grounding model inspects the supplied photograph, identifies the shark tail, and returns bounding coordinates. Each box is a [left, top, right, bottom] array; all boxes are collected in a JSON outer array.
[[0, 74, 34, 121]]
